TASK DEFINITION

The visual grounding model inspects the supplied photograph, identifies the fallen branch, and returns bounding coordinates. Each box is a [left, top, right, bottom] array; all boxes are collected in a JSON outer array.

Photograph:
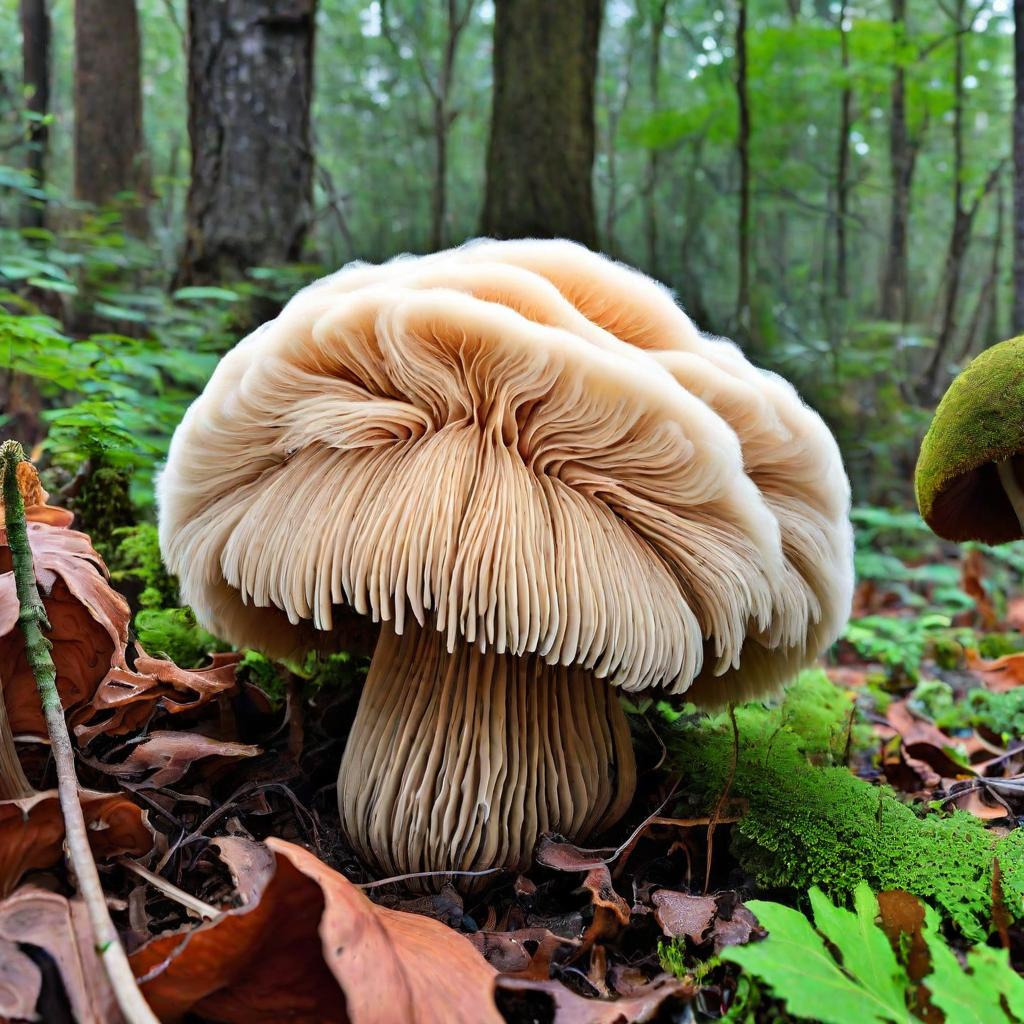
[[0, 440, 158, 1024]]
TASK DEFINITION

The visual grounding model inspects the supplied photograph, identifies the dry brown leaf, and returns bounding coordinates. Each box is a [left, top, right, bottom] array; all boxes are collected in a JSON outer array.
[[496, 972, 692, 1023], [885, 701, 973, 779], [131, 837, 502, 1024], [470, 927, 578, 974], [75, 650, 241, 745], [0, 886, 124, 1024], [92, 731, 260, 788], [966, 649, 1024, 692], [877, 890, 940, 1024], [0, 788, 153, 897], [651, 890, 717, 943], [961, 549, 998, 630], [0, 522, 130, 736]]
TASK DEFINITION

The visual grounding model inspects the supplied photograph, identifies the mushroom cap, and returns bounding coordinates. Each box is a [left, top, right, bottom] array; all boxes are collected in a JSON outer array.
[[157, 247, 808, 696], [915, 336, 1024, 544], [403, 239, 853, 704]]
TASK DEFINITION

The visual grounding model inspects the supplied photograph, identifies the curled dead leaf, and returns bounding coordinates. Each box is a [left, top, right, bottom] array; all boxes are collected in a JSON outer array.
[[0, 522, 130, 736], [90, 731, 260, 788], [495, 972, 692, 1023], [0, 788, 153, 897], [130, 837, 502, 1024], [966, 649, 1024, 693], [75, 650, 240, 745], [0, 886, 123, 1024], [651, 890, 717, 943]]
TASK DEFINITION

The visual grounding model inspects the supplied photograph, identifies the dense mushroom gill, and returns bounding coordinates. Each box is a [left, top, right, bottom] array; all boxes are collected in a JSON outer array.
[[339, 620, 635, 885]]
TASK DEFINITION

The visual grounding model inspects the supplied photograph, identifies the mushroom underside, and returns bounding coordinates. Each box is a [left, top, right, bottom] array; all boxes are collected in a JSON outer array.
[[337, 620, 637, 889], [928, 454, 1024, 544]]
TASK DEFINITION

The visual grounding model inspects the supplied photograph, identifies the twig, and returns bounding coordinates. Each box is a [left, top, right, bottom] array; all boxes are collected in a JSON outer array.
[[705, 703, 740, 894], [357, 866, 503, 890], [0, 441, 158, 1024], [118, 858, 219, 920]]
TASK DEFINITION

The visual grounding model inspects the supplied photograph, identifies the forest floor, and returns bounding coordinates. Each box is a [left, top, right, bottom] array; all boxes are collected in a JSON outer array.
[[4, 479, 1024, 1023]]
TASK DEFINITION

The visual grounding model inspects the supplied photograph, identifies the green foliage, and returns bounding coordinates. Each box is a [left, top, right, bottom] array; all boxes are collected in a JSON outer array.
[[108, 523, 179, 608], [721, 885, 1024, 1024], [134, 607, 225, 668], [911, 679, 1024, 746], [667, 674, 1024, 940]]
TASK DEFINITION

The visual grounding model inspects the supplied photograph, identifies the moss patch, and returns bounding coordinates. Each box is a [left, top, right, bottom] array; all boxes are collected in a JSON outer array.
[[665, 671, 1024, 940], [915, 336, 1024, 542]]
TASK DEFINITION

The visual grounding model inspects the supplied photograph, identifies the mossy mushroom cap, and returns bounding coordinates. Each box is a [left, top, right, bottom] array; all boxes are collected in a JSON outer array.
[[915, 336, 1024, 544]]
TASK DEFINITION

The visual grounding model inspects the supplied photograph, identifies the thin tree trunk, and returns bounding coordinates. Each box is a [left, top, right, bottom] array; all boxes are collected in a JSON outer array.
[[1014, 0, 1024, 331], [643, 0, 668, 277], [735, 0, 752, 332], [960, 175, 1004, 359], [179, 0, 317, 285], [19, 0, 49, 229], [481, 0, 601, 246], [881, 0, 912, 323], [835, 1, 852, 301], [73, 0, 147, 231]]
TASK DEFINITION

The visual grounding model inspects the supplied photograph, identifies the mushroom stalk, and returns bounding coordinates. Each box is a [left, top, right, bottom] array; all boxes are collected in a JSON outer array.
[[338, 620, 637, 889], [997, 458, 1024, 533]]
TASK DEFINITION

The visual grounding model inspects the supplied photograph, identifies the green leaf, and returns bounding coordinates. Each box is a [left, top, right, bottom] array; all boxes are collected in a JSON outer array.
[[722, 896, 907, 1024], [922, 907, 1021, 1024], [810, 885, 908, 1021], [173, 285, 241, 302]]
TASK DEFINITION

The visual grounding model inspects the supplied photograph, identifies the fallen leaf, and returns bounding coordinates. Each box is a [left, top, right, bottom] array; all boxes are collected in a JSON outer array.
[[495, 972, 692, 1023], [885, 702, 973, 779], [131, 837, 502, 1024], [877, 890, 940, 1023], [0, 788, 153, 896], [651, 890, 717, 943], [0, 886, 123, 1024], [966, 650, 1024, 693], [75, 650, 241, 744], [961, 549, 998, 630], [0, 522, 130, 736], [91, 731, 260, 788], [470, 928, 577, 974], [708, 895, 763, 953]]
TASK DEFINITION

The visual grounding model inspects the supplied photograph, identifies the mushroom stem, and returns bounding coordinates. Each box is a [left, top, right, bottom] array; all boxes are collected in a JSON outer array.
[[997, 458, 1024, 533], [338, 620, 637, 890]]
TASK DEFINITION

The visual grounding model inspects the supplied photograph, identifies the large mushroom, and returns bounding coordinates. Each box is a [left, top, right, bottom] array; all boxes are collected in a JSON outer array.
[[158, 242, 851, 884], [916, 336, 1024, 543]]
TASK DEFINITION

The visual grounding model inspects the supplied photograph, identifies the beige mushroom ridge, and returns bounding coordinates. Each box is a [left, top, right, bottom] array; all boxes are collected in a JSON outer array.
[[157, 250, 808, 885], [309, 239, 854, 705]]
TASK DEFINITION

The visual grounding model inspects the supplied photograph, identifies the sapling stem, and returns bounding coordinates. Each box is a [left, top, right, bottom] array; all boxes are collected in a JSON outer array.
[[0, 441, 158, 1024], [996, 458, 1024, 533]]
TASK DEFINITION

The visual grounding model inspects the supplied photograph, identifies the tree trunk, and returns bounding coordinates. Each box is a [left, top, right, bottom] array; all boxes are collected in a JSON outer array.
[[73, 0, 147, 228], [643, 0, 668, 277], [481, 0, 601, 247], [835, 2, 852, 301], [19, 0, 49, 229], [735, 0, 752, 332], [881, 0, 912, 323], [179, 0, 317, 285], [1014, 0, 1024, 332]]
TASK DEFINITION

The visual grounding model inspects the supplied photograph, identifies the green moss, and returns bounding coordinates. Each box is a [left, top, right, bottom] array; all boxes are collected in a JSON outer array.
[[915, 335, 1024, 529], [108, 523, 179, 608], [72, 463, 136, 561], [134, 607, 227, 667], [667, 672, 1024, 941]]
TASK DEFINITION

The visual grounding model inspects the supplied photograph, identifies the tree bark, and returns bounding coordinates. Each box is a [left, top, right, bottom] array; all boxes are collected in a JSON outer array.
[[881, 0, 912, 323], [835, 1, 852, 301], [481, 0, 601, 247], [643, 0, 668, 277], [19, 0, 49, 229], [1014, 0, 1024, 332], [73, 0, 147, 228], [179, 0, 317, 285], [735, 0, 752, 331]]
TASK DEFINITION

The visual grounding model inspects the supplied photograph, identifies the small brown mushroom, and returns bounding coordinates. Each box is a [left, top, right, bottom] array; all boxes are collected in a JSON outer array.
[[158, 242, 851, 885]]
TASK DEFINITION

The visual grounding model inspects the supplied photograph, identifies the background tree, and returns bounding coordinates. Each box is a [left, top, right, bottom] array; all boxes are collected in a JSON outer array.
[[481, 0, 602, 246], [179, 0, 317, 284], [1014, 0, 1024, 332], [18, 0, 48, 228], [73, 0, 147, 228]]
